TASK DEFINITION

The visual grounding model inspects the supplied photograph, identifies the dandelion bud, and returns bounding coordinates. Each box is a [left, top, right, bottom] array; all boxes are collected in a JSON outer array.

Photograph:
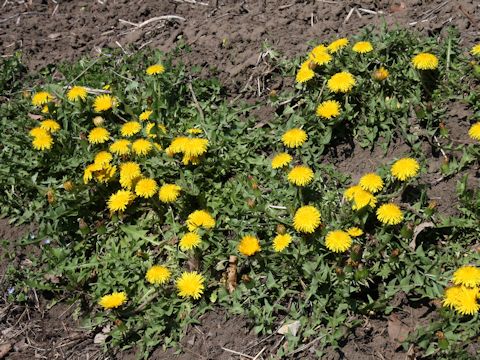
[[93, 116, 104, 127], [246, 198, 255, 208], [63, 180, 74, 192], [391, 248, 400, 257], [335, 267, 344, 276], [46, 189, 55, 204], [276, 224, 286, 235], [372, 67, 389, 81], [435, 331, 445, 340]]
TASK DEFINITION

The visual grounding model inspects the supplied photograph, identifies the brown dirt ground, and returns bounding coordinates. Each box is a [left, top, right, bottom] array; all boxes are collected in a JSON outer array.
[[1, 0, 480, 359]]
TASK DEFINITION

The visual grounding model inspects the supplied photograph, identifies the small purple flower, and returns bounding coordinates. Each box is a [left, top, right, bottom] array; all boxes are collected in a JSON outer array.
[[7, 287, 15, 295], [42, 238, 51, 245]]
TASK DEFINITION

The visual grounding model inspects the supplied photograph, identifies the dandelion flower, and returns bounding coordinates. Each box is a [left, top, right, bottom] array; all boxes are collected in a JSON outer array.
[[119, 161, 141, 189], [452, 266, 480, 288], [108, 189, 134, 212], [468, 123, 480, 141], [41, 105, 50, 114], [67, 86, 87, 101], [272, 233, 292, 252], [327, 38, 348, 53], [146, 64, 165, 75], [454, 286, 480, 315], [352, 41, 373, 54], [347, 227, 363, 237], [132, 139, 152, 156], [121, 121, 142, 137], [40, 119, 61, 133], [376, 203, 403, 225], [32, 91, 53, 106], [159, 184, 182, 203], [176, 271, 205, 300], [316, 100, 341, 119], [88, 127, 110, 144], [187, 128, 203, 135], [293, 205, 321, 233], [180, 232, 202, 251], [93, 94, 116, 112], [83, 163, 102, 184], [296, 60, 315, 83], [146, 265, 171, 285], [282, 128, 307, 148], [32, 132, 53, 150], [471, 44, 480, 56], [139, 110, 153, 121], [135, 178, 158, 198], [184, 138, 209, 157], [271, 153, 292, 169], [145, 122, 157, 139], [110, 139, 131, 155], [443, 285, 463, 309], [344, 185, 362, 201], [373, 67, 389, 81], [186, 210, 215, 231], [99, 292, 127, 309], [327, 71, 356, 93], [325, 230, 352, 253], [352, 189, 377, 210], [169, 137, 190, 154], [309, 45, 332, 65], [391, 158, 419, 181], [238, 235, 261, 256], [288, 165, 314, 186], [359, 173, 383, 193], [412, 53, 439, 70], [182, 154, 201, 165], [94, 164, 116, 183], [29, 127, 48, 138], [94, 151, 113, 166]]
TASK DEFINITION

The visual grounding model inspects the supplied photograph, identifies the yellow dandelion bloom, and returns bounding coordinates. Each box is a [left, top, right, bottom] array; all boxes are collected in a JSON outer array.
[[67, 86, 87, 101], [468, 123, 480, 141], [272, 233, 293, 252], [94, 151, 113, 166], [179, 232, 202, 251], [309, 45, 332, 65], [352, 41, 373, 54], [119, 161, 141, 189], [376, 203, 403, 225], [139, 110, 153, 121], [238, 235, 261, 256], [41, 105, 50, 114], [94, 164, 116, 184], [471, 44, 480, 56], [288, 165, 314, 186], [182, 154, 201, 165], [344, 185, 362, 201], [352, 189, 377, 210], [135, 178, 158, 198], [359, 173, 383, 193], [327, 71, 356, 93], [88, 127, 110, 144], [412, 53, 439, 70], [121, 121, 142, 137], [146, 265, 171, 285], [293, 205, 321, 233], [282, 128, 307, 148], [158, 184, 182, 203], [32, 91, 53, 106], [443, 285, 464, 309], [83, 163, 102, 184], [184, 138, 209, 157], [454, 287, 480, 315], [145, 122, 156, 139], [452, 266, 480, 288], [271, 152, 292, 169], [93, 94, 116, 112], [146, 64, 165, 75], [347, 227, 363, 237], [316, 100, 341, 119], [186, 210, 215, 231], [132, 139, 152, 156], [373, 67, 389, 81], [107, 189, 134, 212], [327, 38, 348, 53], [176, 271, 205, 300], [296, 60, 315, 83], [169, 137, 190, 154], [40, 119, 61, 133], [187, 128, 203, 135], [32, 132, 53, 151], [391, 158, 419, 181], [29, 127, 48, 138], [109, 139, 131, 155], [99, 292, 127, 309], [325, 230, 352, 253]]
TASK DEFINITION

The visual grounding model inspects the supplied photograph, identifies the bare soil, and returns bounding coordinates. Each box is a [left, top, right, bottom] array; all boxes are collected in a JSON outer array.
[[1, 0, 480, 359]]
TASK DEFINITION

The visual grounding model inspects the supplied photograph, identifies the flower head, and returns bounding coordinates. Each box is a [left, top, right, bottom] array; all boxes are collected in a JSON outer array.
[[40, 119, 61, 133], [352, 41, 373, 54], [121, 121, 142, 137], [288, 165, 314, 186], [99, 292, 127, 309], [316, 100, 341, 119], [327, 71, 356, 93], [176, 271, 205, 300], [443, 285, 464, 309], [94, 164, 116, 183], [359, 173, 383, 193], [452, 266, 480, 288], [309, 45, 332, 65], [180, 232, 202, 251], [146, 265, 171, 285], [293, 205, 321, 233], [271, 152, 292, 169], [296, 60, 315, 83], [453, 286, 480, 315], [352, 189, 377, 210], [32, 132, 53, 150], [391, 158, 419, 181], [325, 230, 352, 253], [108, 190, 134, 212], [67, 86, 87, 101], [238, 235, 261, 256], [88, 127, 110, 144], [187, 128, 203, 135], [327, 38, 348, 53], [110, 139, 131, 155], [119, 161, 141, 189], [376, 203, 403, 225], [347, 227, 363, 237], [132, 139, 152, 156], [468, 123, 480, 140], [344, 185, 362, 201], [186, 210, 215, 231], [135, 178, 158, 198], [139, 110, 153, 121], [146, 64, 165, 75], [412, 53, 439, 70], [32, 91, 53, 106], [373, 67, 389, 81], [94, 151, 113, 166], [282, 128, 307, 148], [93, 94, 116, 112], [159, 184, 182, 203], [471, 44, 480, 56], [184, 138, 209, 157], [29, 127, 48, 138], [272, 233, 293, 252]]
